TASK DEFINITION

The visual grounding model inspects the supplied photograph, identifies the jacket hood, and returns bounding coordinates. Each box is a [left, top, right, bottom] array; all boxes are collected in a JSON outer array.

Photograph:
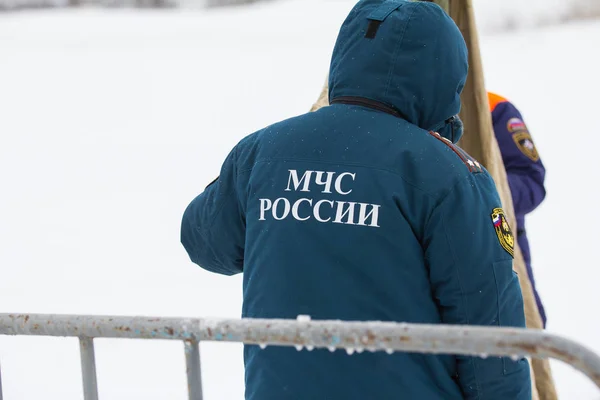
[[328, 0, 468, 142]]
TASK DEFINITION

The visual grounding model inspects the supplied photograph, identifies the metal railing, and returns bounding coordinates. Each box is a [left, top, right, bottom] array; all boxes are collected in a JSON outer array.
[[1, 313, 600, 399], [0, 360, 3, 400]]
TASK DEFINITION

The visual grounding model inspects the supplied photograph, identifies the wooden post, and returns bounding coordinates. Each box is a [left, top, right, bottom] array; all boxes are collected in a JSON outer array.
[[448, 2, 557, 399]]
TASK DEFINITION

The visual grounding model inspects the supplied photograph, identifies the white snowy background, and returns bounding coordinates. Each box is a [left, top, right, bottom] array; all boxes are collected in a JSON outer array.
[[1, 0, 599, 398]]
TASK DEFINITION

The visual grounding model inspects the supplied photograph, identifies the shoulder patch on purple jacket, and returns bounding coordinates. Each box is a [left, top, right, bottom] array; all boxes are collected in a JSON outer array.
[[506, 117, 540, 162], [512, 132, 540, 162], [507, 117, 527, 133]]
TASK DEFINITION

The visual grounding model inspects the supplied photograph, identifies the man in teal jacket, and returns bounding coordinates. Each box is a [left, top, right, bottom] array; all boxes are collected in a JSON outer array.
[[181, 1, 532, 398]]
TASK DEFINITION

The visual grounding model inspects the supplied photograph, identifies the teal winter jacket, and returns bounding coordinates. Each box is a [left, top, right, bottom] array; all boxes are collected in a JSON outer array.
[[181, 1, 532, 399]]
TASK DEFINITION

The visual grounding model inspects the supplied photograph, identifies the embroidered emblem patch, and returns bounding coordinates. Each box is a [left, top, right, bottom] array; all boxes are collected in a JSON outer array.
[[512, 131, 540, 162], [491, 208, 514, 257], [507, 117, 526, 132]]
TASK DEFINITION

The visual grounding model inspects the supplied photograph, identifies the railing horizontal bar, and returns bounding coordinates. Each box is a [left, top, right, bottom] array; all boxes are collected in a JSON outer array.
[[1, 313, 599, 389]]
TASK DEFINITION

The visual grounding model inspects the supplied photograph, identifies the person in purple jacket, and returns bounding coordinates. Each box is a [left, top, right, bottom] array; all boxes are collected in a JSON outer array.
[[488, 91, 548, 327]]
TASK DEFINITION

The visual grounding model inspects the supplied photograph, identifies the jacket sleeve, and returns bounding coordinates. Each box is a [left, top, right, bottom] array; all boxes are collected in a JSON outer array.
[[180, 145, 245, 276], [492, 101, 546, 216], [423, 173, 531, 400]]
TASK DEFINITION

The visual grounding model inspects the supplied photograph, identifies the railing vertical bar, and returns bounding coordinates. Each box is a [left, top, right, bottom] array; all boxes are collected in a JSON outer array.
[[0, 360, 4, 400], [79, 337, 99, 400], [184, 340, 203, 400]]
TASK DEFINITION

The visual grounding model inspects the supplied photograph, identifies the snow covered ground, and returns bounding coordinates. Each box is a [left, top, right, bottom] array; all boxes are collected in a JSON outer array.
[[0, 0, 599, 398], [472, 0, 600, 33]]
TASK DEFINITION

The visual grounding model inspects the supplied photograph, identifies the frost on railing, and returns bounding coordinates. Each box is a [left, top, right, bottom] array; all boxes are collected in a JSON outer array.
[[1, 313, 600, 399]]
